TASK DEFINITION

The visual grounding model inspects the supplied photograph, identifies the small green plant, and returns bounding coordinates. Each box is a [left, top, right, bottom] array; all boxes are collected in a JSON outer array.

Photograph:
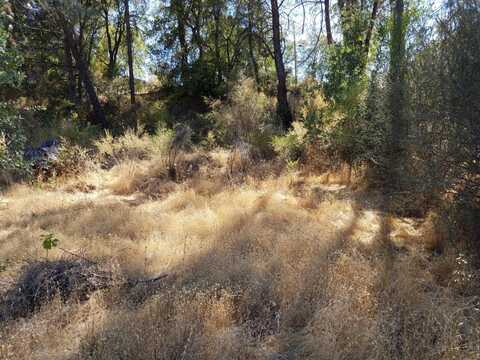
[[41, 233, 59, 259]]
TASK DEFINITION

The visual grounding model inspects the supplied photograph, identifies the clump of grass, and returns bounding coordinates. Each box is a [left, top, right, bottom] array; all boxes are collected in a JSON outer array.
[[95, 128, 172, 167], [108, 160, 144, 195]]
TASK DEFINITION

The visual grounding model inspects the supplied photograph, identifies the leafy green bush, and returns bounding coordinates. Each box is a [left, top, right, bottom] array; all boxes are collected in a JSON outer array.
[[296, 80, 387, 172], [55, 141, 93, 176], [209, 78, 277, 158], [300, 89, 331, 141], [272, 121, 308, 163], [136, 100, 171, 135], [0, 13, 24, 92], [0, 104, 31, 186], [57, 118, 101, 147]]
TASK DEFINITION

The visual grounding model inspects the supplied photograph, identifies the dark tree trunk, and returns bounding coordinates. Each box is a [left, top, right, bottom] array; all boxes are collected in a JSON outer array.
[[107, 54, 116, 79], [64, 25, 108, 129], [364, 0, 380, 54], [86, 21, 98, 68], [271, 0, 293, 130], [325, 0, 333, 45], [63, 32, 77, 104], [103, 3, 124, 79], [192, 12, 204, 62], [213, 4, 222, 86], [388, 0, 408, 189], [77, 73, 83, 102], [247, 29, 260, 86], [124, 0, 136, 105], [247, 0, 260, 86]]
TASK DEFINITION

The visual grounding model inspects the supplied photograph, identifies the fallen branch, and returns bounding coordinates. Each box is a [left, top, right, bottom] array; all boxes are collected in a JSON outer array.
[[131, 273, 171, 285]]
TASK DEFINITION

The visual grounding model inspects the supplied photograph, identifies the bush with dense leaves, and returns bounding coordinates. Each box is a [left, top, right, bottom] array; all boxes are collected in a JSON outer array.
[[209, 78, 277, 158], [0, 104, 30, 186], [272, 121, 307, 164]]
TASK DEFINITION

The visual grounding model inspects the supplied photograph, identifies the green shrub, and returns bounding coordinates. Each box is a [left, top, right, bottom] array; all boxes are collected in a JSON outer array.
[[136, 100, 171, 135], [57, 117, 101, 147], [272, 121, 307, 163], [210, 78, 277, 157], [0, 104, 31, 186], [55, 140, 93, 177], [297, 82, 387, 172], [199, 130, 217, 150], [300, 89, 331, 141]]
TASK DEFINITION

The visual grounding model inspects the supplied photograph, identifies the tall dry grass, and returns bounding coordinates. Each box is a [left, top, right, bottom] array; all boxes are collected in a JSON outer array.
[[0, 147, 479, 359], [95, 128, 173, 166]]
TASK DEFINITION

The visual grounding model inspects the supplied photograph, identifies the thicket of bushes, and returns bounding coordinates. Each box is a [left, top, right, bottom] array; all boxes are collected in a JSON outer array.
[[0, 104, 30, 186]]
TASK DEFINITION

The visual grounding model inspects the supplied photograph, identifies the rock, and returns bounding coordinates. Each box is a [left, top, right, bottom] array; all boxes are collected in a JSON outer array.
[[24, 139, 60, 164]]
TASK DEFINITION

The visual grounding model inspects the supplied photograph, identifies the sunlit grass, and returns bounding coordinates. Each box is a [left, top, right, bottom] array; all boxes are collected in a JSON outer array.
[[0, 149, 478, 359]]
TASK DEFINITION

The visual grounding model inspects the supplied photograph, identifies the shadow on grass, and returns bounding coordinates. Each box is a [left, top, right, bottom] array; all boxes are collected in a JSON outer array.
[[64, 194, 365, 359]]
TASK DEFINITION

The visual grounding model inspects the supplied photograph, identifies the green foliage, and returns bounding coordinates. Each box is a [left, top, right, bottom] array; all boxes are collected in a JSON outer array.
[[52, 140, 93, 178], [0, 104, 31, 185], [299, 88, 331, 141], [0, 8, 23, 90], [58, 121, 101, 147], [272, 121, 307, 163], [210, 78, 276, 157], [296, 80, 386, 171], [41, 233, 59, 258], [199, 130, 217, 150], [150, 0, 267, 98], [136, 100, 171, 134], [41, 233, 59, 251], [37, 115, 101, 148], [325, 44, 367, 104]]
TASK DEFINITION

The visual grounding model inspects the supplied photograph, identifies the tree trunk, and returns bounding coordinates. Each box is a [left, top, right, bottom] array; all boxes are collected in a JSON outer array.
[[388, 0, 408, 189], [271, 0, 293, 130], [364, 0, 380, 54], [172, 0, 188, 85], [104, 10, 116, 78], [213, 4, 222, 86], [124, 0, 136, 106], [103, 1, 124, 79], [325, 0, 333, 45], [247, 0, 260, 86], [63, 32, 77, 105], [247, 30, 260, 86], [64, 25, 108, 129]]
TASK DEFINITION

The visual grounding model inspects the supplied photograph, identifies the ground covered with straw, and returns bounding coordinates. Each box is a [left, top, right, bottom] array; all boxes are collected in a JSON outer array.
[[1, 150, 479, 359]]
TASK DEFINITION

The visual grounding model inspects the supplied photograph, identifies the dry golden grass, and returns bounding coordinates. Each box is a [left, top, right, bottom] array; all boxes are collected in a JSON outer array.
[[0, 150, 479, 359]]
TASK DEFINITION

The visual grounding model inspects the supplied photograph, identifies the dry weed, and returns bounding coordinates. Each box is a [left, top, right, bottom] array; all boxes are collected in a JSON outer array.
[[1, 151, 479, 359]]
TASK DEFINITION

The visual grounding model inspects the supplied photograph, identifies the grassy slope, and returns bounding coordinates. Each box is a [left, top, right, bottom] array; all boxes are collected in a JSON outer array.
[[0, 153, 479, 359]]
